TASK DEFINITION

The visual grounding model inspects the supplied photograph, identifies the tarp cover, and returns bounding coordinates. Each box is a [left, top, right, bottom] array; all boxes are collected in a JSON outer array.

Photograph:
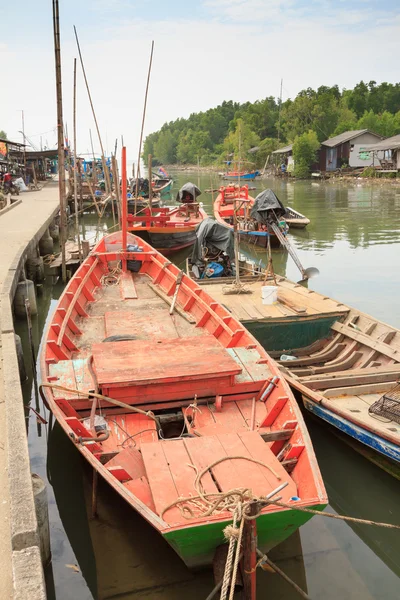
[[250, 189, 286, 224], [191, 218, 234, 265], [176, 182, 201, 203]]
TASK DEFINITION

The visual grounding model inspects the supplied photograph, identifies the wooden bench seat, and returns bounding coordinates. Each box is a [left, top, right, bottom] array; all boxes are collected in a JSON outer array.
[[91, 336, 242, 404]]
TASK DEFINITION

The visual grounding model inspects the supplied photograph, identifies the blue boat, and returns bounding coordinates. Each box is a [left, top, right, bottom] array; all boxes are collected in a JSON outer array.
[[221, 170, 260, 181], [274, 305, 400, 476]]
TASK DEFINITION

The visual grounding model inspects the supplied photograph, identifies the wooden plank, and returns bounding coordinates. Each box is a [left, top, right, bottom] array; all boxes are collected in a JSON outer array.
[[238, 431, 297, 499], [92, 335, 241, 387], [107, 466, 132, 482], [49, 360, 77, 399], [148, 282, 196, 323], [106, 446, 146, 479], [161, 440, 198, 498], [258, 429, 294, 442], [57, 257, 99, 346], [182, 437, 222, 494], [261, 397, 288, 427], [277, 294, 307, 314], [104, 309, 178, 340], [279, 343, 346, 367], [232, 347, 272, 382], [124, 478, 156, 513], [303, 370, 400, 391], [216, 433, 275, 495], [294, 351, 362, 377], [331, 322, 400, 361], [120, 271, 138, 299], [194, 401, 249, 435], [140, 442, 181, 522], [55, 399, 80, 418], [324, 381, 396, 398], [226, 349, 254, 384]]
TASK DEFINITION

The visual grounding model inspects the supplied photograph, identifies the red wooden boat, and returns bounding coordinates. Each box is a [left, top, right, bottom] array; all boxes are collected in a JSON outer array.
[[127, 202, 207, 254], [40, 149, 326, 572], [214, 185, 283, 248]]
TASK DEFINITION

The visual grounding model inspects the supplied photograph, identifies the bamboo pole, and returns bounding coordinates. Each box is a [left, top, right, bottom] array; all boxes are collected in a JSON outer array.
[[121, 147, 127, 267], [134, 41, 154, 215], [85, 176, 101, 217], [89, 128, 97, 185], [148, 153, 153, 213], [52, 0, 67, 283], [112, 155, 121, 226], [73, 58, 82, 262], [74, 26, 111, 195]]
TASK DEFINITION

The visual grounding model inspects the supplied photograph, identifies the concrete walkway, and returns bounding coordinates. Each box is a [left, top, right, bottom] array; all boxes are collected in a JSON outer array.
[[0, 180, 60, 599]]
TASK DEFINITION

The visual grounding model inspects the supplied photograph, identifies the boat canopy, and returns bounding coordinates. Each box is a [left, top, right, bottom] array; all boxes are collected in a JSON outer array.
[[176, 182, 201, 203], [250, 189, 286, 224], [191, 217, 234, 265]]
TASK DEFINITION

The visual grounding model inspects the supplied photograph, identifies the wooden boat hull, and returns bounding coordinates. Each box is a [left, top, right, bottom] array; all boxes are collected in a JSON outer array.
[[284, 218, 309, 230], [221, 172, 260, 181], [135, 228, 197, 254], [128, 205, 208, 255], [153, 179, 172, 195], [194, 274, 400, 471], [303, 395, 400, 464], [164, 502, 325, 568], [214, 189, 283, 247], [40, 232, 326, 568], [128, 198, 161, 211], [283, 207, 310, 230]]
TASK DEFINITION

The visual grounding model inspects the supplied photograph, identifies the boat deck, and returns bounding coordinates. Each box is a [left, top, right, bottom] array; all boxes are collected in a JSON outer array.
[[49, 272, 275, 408], [283, 310, 400, 448], [98, 406, 298, 528], [199, 276, 349, 323]]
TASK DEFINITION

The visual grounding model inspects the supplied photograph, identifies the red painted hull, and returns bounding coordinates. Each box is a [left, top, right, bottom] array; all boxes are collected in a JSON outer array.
[[40, 231, 327, 568]]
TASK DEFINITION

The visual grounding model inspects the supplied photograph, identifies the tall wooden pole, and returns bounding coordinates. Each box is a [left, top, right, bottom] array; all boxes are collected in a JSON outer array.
[[148, 153, 153, 213], [52, 0, 67, 283], [73, 58, 82, 262], [74, 25, 111, 196], [21, 110, 26, 180], [89, 128, 97, 185], [121, 147, 127, 264], [134, 41, 154, 215]]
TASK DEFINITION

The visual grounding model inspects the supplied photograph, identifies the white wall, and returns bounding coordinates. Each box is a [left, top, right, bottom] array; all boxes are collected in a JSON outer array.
[[349, 144, 384, 168]]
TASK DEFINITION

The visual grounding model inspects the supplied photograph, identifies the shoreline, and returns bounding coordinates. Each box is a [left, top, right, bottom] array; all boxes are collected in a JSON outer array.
[[164, 165, 400, 186]]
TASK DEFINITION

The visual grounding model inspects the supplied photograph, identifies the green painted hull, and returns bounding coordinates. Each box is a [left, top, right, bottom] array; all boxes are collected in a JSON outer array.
[[164, 504, 326, 568], [246, 315, 339, 353]]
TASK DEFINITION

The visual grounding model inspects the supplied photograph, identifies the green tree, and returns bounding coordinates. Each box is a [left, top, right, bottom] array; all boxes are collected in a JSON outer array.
[[222, 118, 260, 162], [153, 129, 178, 163], [176, 129, 212, 164], [292, 130, 320, 178], [253, 137, 280, 168], [0, 130, 7, 139]]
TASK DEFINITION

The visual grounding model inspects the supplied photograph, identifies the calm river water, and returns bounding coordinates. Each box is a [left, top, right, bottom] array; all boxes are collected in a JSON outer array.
[[16, 172, 400, 599]]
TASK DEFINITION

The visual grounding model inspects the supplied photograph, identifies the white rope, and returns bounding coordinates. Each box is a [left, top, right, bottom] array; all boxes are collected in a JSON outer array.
[[220, 504, 243, 600]]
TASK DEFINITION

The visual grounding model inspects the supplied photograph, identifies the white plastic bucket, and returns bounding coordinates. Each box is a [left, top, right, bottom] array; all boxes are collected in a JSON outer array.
[[261, 285, 278, 304]]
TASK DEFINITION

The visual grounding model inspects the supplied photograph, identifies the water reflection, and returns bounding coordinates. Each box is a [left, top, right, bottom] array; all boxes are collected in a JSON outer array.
[[14, 172, 400, 599]]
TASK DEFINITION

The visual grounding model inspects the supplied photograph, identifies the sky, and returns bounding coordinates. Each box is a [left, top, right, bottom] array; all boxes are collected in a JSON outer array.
[[1, 0, 400, 161]]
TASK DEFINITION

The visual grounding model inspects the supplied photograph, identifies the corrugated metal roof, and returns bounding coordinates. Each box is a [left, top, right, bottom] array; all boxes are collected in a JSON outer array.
[[321, 130, 381, 147], [367, 134, 400, 151], [0, 138, 25, 147], [272, 144, 293, 154]]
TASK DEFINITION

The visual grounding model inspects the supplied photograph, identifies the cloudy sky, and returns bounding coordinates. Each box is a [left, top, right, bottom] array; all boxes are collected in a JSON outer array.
[[1, 0, 399, 160]]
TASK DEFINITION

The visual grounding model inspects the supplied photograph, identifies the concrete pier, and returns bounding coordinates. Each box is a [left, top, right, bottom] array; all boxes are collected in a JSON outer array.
[[0, 179, 60, 599]]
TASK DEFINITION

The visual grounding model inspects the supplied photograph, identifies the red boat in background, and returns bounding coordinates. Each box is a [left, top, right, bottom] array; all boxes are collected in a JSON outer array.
[[214, 185, 284, 248], [127, 202, 207, 254]]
